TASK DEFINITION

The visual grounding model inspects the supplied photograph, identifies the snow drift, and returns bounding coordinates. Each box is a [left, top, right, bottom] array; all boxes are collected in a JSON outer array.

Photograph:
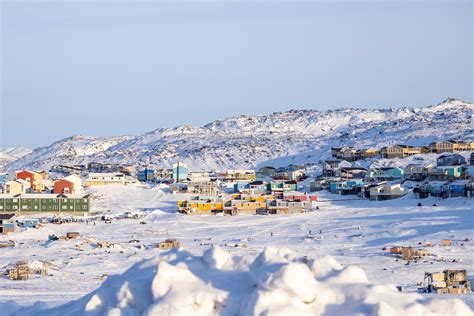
[[3, 247, 472, 316]]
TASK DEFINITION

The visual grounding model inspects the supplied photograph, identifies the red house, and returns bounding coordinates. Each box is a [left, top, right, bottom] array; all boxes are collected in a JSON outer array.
[[283, 192, 317, 202], [54, 179, 74, 194]]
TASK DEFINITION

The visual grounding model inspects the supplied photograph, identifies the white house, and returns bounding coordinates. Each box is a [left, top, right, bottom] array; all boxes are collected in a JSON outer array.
[[85, 173, 125, 186]]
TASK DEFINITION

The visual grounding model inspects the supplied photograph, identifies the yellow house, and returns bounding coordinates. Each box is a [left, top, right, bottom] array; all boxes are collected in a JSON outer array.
[[3, 180, 28, 195], [381, 145, 421, 158], [362, 148, 378, 158], [226, 201, 267, 215], [429, 140, 474, 153], [177, 200, 223, 214]]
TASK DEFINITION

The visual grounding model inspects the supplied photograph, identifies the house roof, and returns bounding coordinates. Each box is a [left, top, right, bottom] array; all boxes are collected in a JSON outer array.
[[0, 213, 15, 220], [437, 153, 464, 159], [0, 193, 89, 199]]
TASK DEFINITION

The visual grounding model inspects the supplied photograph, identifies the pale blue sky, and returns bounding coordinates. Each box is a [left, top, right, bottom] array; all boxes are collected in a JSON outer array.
[[1, 1, 472, 148]]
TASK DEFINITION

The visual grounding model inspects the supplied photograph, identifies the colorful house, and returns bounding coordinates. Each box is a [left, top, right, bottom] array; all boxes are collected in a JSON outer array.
[[267, 200, 312, 214], [54, 179, 74, 194], [430, 166, 463, 180], [370, 167, 404, 180], [172, 162, 189, 183], [329, 179, 363, 195], [248, 180, 268, 194], [0, 213, 15, 234], [322, 159, 352, 177], [186, 180, 219, 196], [449, 181, 469, 197], [362, 148, 378, 158], [369, 184, 406, 201], [16, 170, 46, 192], [380, 145, 421, 159], [85, 173, 125, 186], [283, 191, 317, 202], [177, 200, 224, 215], [0, 173, 8, 188], [429, 140, 474, 154], [437, 154, 466, 166], [54, 175, 82, 194], [3, 180, 29, 195], [417, 182, 450, 198], [137, 168, 156, 182], [225, 170, 256, 182], [233, 182, 250, 193], [0, 194, 90, 215]]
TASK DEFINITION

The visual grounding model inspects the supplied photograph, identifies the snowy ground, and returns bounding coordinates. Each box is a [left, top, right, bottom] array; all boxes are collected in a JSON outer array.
[[0, 184, 473, 312]]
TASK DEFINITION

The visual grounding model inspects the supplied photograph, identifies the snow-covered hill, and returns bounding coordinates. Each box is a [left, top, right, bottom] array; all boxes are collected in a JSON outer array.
[[2, 98, 473, 172], [0, 147, 32, 170]]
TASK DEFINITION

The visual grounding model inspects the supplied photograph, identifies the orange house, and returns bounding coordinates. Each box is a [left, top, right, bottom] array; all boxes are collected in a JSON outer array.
[[16, 170, 45, 192], [54, 179, 74, 194]]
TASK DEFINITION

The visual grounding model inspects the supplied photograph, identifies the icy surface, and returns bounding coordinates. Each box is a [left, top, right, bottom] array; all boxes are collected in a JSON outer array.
[[0, 185, 473, 315], [2, 247, 472, 316]]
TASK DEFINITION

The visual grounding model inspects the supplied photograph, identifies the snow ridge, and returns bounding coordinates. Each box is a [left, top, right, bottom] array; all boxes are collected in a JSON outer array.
[[2, 98, 473, 171]]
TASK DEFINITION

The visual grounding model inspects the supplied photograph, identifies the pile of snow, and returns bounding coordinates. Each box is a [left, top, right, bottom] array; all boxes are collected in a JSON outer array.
[[4, 247, 472, 316]]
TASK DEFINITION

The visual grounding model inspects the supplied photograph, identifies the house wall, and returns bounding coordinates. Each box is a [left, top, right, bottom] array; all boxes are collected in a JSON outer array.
[[54, 180, 74, 194]]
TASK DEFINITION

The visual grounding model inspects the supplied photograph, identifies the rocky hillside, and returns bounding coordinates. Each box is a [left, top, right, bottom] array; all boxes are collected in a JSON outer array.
[[2, 98, 473, 172]]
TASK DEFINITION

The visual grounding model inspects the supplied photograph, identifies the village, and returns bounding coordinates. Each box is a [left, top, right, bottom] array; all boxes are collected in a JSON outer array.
[[0, 138, 473, 310], [1, 139, 473, 222]]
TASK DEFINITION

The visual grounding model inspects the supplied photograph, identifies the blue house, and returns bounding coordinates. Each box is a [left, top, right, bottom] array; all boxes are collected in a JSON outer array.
[[137, 168, 156, 182], [431, 166, 462, 180], [437, 154, 466, 166], [19, 219, 40, 229], [449, 181, 468, 197], [172, 162, 189, 183], [249, 181, 268, 194], [371, 167, 404, 180], [234, 182, 250, 193], [330, 179, 363, 195]]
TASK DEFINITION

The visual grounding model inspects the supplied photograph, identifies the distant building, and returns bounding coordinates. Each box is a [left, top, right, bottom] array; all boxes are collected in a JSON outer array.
[[0, 213, 15, 235], [54, 175, 83, 194], [137, 168, 156, 182], [3, 180, 29, 195], [85, 173, 125, 186], [322, 159, 351, 177], [172, 162, 189, 183], [380, 145, 421, 159], [369, 184, 406, 200], [429, 140, 474, 154], [225, 170, 256, 182], [370, 167, 404, 180], [437, 154, 467, 166], [186, 180, 219, 195], [0, 194, 90, 215], [258, 166, 277, 177], [16, 170, 46, 192]]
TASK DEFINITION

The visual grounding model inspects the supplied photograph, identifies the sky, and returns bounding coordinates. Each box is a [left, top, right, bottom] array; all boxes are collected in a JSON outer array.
[[1, 0, 472, 149]]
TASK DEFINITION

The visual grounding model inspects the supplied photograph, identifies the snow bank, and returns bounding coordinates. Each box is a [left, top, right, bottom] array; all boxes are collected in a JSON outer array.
[[2, 247, 472, 316]]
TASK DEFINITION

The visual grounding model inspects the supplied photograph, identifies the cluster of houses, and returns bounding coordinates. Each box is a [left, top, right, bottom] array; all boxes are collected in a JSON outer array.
[[331, 140, 474, 161], [314, 150, 474, 200], [172, 167, 315, 215], [0, 171, 90, 220], [0, 138, 472, 224]]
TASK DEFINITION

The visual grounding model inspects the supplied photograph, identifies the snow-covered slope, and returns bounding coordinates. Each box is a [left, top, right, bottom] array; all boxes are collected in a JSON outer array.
[[0, 147, 32, 170], [3, 247, 471, 316], [2, 98, 473, 171]]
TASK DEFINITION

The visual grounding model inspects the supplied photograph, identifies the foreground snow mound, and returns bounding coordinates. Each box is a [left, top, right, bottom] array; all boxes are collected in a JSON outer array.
[[5, 247, 472, 316]]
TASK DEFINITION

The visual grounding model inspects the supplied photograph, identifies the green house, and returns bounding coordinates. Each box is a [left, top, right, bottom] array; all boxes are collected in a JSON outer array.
[[0, 194, 90, 215]]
